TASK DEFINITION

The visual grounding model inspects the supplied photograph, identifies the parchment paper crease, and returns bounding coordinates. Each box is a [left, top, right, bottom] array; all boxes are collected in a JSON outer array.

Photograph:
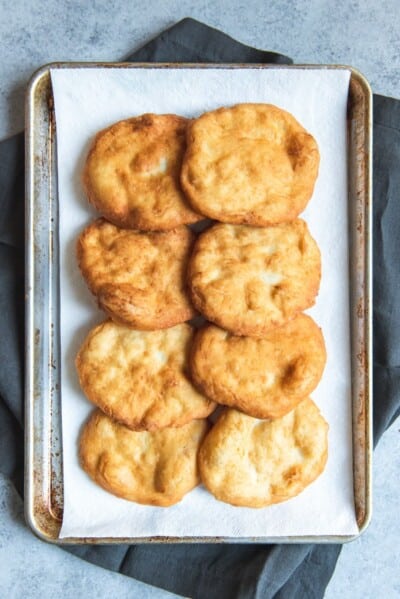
[[50, 66, 358, 538]]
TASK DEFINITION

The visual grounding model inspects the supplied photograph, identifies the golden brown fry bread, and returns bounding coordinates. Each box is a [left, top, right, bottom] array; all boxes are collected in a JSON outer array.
[[191, 314, 326, 419], [80, 409, 209, 506], [188, 221, 321, 337], [181, 103, 319, 225], [83, 114, 202, 230], [75, 321, 216, 431], [77, 219, 196, 329], [199, 399, 328, 508]]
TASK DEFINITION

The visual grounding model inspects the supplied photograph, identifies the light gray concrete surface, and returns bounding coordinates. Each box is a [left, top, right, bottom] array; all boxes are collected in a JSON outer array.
[[0, 475, 181, 599], [1, 1, 399, 597], [1, 0, 400, 139]]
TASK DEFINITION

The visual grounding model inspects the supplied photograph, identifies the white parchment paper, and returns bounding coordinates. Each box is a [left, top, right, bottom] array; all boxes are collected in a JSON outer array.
[[50, 66, 358, 538]]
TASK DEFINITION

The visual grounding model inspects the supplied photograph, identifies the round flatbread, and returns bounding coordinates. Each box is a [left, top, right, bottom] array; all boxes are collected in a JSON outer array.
[[191, 314, 326, 419], [83, 114, 202, 230], [80, 409, 209, 506], [199, 399, 328, 508], [75, 321, 216, 431], [181, 103, 319, 225], [77, 219, 196, 330], [188, 220, 321, 337]]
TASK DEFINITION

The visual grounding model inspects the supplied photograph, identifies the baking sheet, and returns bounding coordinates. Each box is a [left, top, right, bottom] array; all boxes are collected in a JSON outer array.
[[49, 65, 359, 539]]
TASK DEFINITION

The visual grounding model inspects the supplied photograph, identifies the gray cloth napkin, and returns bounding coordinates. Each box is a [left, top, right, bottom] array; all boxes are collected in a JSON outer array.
[[0, 17, 399, 599]]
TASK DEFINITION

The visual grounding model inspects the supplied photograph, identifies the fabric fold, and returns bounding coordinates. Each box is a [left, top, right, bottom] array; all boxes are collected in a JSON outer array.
[[127, 18, 293, 65]]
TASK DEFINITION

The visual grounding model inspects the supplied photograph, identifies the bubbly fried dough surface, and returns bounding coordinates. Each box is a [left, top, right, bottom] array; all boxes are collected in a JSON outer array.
[[199, 399, 328, 508], [76, 322, 216, 431], [191, 314, 326, 419], [77, 219, 196, 329], [80, 410, 209, 506], [188, 221, 321, 337], [181, 103, 319, 225], [83, 114, 202, 230]]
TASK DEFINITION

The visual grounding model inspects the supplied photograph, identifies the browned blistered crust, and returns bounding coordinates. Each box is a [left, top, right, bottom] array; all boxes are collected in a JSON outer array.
[[190, 314, 326, 419], [77, 218, 196, 329], [83, 114, 203, 230], [181, 103, 320, 226], [75, 321, 216, 431], [188, 220, 321, 337]]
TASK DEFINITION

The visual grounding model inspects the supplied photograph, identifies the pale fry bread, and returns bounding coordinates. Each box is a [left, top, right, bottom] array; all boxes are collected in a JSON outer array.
[[199, 399, 328, 508], [80, 410, 209, 506]]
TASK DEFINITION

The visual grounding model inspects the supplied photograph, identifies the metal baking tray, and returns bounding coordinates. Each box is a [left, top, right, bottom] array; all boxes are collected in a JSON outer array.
[[25, 63, 372, 544]]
